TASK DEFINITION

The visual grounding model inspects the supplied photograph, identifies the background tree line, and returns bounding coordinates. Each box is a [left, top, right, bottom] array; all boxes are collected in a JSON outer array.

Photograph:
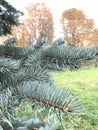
[[1, 2, 98, 48]]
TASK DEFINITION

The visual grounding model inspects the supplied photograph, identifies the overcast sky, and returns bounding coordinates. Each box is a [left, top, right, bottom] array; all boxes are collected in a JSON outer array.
[[7, 0, 98, 39]]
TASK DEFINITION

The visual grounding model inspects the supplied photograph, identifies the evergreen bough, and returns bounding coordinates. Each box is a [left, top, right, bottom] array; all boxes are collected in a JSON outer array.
[[0, 38, 97, 130], [0, 1, 98, 130]]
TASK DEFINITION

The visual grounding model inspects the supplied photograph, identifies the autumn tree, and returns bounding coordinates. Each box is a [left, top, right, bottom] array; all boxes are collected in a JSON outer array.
[[60, 8, 98, 47], [13, 2, 54, 46], [27, 2, 54, 44]]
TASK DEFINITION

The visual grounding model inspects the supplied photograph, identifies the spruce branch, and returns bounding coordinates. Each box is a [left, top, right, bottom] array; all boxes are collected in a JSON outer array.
[[42, 43, 97, 70], [0, 38, 97, 129], [15, 81, 84, 118]]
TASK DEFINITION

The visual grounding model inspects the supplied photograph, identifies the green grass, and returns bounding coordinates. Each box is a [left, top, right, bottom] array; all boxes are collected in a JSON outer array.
[[52, 66, 98, 130]]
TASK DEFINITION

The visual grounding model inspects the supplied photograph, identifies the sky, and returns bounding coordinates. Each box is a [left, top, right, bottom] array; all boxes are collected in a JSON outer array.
[[6, 0, 98, 39]]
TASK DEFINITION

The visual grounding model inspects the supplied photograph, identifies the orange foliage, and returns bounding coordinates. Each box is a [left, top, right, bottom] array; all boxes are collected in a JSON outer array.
[[12, 3, 54, 47], [26, 2, 54, 44], [13, 23, 29, 47], [61, 8, 98, 47]]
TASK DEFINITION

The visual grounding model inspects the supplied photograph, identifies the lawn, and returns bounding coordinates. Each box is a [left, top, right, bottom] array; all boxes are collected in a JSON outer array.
[[52, 66, 98, 130]]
